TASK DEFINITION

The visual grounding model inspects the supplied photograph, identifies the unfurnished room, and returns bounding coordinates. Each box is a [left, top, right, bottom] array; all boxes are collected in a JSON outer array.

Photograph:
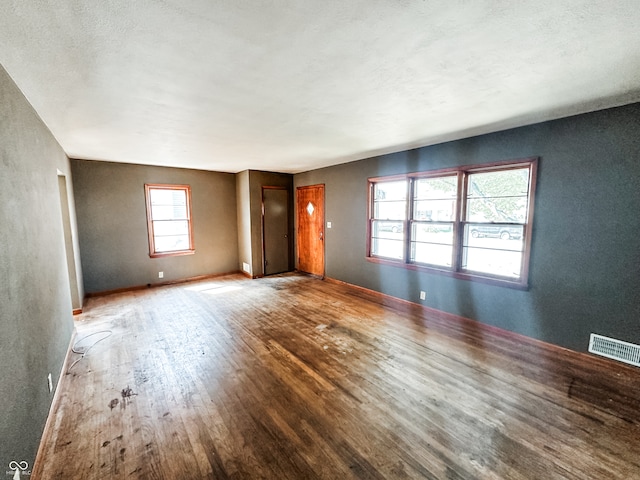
[[1, 1, 640, 479]]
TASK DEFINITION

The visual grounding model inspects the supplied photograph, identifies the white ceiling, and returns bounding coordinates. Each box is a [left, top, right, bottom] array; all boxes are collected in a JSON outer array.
[[1, 1, 640, 174]]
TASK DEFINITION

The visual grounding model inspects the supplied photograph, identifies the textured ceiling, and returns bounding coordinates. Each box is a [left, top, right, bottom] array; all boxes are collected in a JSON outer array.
[[1, 1, 640, 173]]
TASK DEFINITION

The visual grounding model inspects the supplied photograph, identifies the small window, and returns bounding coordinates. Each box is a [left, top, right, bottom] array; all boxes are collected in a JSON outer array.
[[145, 184, 194, 257], [367, 158, 538, 288]]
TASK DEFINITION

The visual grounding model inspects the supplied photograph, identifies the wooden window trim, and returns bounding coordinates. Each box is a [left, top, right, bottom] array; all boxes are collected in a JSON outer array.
[[369, 178, 408, 262], [367, 157, 538, 289], [145, 183, 195, 258]]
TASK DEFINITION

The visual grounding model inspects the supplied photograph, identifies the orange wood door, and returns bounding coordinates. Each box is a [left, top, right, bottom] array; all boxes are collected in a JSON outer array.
[[297, 185, 325, 276]]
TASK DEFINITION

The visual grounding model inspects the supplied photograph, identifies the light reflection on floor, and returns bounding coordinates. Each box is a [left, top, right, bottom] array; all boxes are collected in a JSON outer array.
[[183, 282, 244, 294]]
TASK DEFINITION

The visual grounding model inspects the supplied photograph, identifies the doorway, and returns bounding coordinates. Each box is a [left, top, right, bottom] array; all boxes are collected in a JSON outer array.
[[296, 184, 325, 277], [262, 187, 290, 275]]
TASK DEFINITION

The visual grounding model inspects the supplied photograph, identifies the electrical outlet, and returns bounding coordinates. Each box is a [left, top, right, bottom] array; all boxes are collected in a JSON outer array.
[[158, 271, 164, 279], [419, 291, 426, 301], [47, 373, 53, 393], [327, 221, 332, 228]]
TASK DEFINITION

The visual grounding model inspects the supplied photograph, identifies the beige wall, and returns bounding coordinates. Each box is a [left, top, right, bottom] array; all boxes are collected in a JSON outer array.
[[71, 159, 239, 293], [236, 170, 253, 276]]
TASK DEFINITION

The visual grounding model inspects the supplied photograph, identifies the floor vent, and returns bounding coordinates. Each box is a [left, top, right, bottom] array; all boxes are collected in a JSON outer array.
[[589, 334, 640, 367]]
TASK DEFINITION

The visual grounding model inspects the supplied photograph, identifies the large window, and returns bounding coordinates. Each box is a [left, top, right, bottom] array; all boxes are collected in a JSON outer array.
[[367, 158, 537, 288], [145, 184, 194, 257]]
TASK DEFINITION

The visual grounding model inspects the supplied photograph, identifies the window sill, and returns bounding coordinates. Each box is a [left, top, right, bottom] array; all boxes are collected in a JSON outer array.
[[150, 250, 195, 258]]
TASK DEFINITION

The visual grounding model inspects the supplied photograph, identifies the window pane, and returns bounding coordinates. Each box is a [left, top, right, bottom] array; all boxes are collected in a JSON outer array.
[[153, 220, 189, 236], [150, 188, 186, 206], [374, 200, 406, 220], [372, 220, 404, 236], [370, 237, 404, 260], [413, 176, 457, 221], [154, 235, 190, 252], [151, 204, 188, 220], [462, 247, 523, 278], [412, 243, 453, 267], [410, 222, 454, 267], [413, 199, 456, 221], [373, 181, 407, 220], [414, 176, 457, 199], [466, 224, 524, 243], [468, 168, 529, 198], [466, 168, 530, 222], [466, 197, 528, 223], [374, 181, 406, 201], [462, 224, 524, 278], [412, 223, 454, 244]]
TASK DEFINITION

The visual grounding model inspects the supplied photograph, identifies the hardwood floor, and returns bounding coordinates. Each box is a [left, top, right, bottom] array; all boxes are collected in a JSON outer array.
[[34, 273, 640, 479]]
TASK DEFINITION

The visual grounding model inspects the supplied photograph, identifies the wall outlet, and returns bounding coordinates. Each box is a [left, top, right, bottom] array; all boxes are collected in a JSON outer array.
[[158, 271, 164, 278], [327, 221, 332, 228], [47, 373, 53, 393], [419, 291, 426, 301]]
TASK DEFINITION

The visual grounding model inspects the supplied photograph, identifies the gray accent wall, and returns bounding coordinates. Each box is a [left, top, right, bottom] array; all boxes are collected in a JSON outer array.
[[71, 160, 239, 293], [295, 103, 640, 352], [1, 65, 77, 468]]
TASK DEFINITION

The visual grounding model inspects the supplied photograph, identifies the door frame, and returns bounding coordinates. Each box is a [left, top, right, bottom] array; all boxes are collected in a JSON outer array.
[[57, 172, 82, 314]]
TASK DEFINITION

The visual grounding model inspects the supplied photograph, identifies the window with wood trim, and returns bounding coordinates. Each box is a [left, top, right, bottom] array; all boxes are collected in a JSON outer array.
[[367, 158, 538, 288], [145, 184, 195, 258]]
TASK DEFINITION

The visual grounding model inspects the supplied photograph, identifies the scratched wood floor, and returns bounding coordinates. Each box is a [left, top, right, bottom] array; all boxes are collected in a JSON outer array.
[[34, 273, 640, 479]]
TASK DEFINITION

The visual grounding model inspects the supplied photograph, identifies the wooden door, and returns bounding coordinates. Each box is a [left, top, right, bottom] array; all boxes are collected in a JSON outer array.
[[296, 184, 325, 276], [263, 187, 290, 275]]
